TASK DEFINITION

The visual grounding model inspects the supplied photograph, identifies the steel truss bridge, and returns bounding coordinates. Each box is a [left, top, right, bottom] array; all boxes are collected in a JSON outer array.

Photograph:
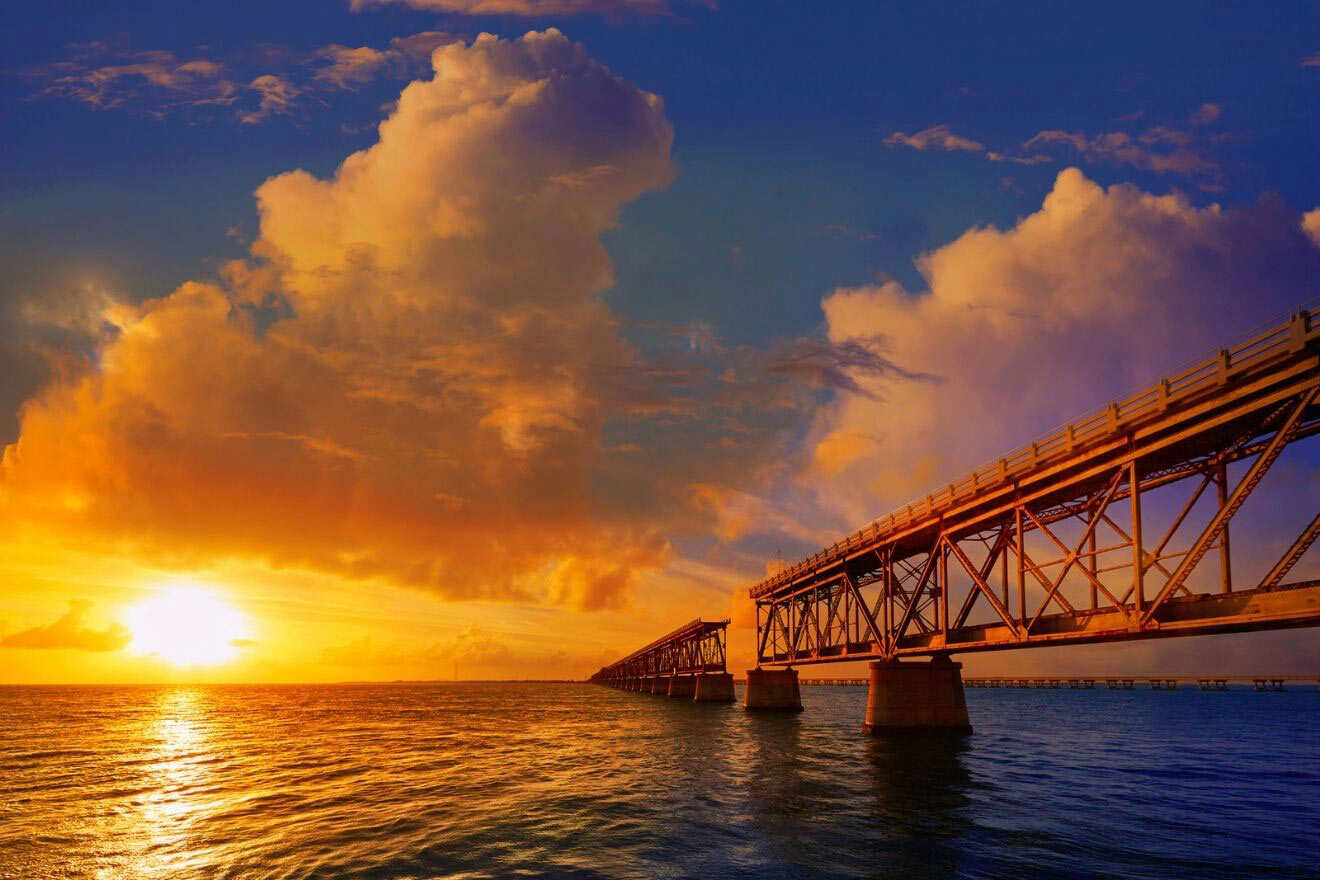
[[589, 618, 731, 686], [750, 306, 1320, 666]]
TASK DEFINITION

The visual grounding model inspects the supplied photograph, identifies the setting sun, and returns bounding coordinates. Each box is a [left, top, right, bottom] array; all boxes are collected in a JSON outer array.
[[123, 585, 250, 667]]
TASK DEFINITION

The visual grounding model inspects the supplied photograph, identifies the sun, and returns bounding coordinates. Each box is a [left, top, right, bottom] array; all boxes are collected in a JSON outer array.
[[124, 584, 250, 667]]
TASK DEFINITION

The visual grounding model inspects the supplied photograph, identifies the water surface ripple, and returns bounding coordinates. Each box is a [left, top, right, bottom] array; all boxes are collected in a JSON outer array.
[[2, 683, 1317, 879]]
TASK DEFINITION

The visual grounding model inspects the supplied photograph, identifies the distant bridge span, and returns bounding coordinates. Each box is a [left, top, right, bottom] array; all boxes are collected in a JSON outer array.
[[744, 305, 1320, 731]]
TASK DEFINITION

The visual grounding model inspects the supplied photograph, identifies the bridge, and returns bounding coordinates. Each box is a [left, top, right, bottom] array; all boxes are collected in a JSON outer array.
[[589, 618, 735, 701], [741, 304, 1320, 732]]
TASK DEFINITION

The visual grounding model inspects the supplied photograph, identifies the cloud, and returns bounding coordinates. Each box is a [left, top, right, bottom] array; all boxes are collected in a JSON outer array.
[[1302, 51, 1320, 68], [314, 46, 394, 89], [26, 33, 461, 124], [240, 75, 299, 124], [30, 44, 239, 116], [1021, 129, 1221, 189], [1304, 208, 1320, 247], [1, 600, 130, 651], [1, 30, 689, 611], [804, 168, 1320, 526], [884, 124, 984, 153], [888, 107, 1226, 190], [349, 0, 696, 14]]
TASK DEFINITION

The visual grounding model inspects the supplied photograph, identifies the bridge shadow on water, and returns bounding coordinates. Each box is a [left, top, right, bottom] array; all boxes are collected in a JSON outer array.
[[861, 733, 976, 879], [737, 700, 979, 880]]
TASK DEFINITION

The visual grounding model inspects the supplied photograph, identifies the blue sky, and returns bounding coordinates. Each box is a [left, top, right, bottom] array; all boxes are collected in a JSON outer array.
[[1, 0, 1318, 680]]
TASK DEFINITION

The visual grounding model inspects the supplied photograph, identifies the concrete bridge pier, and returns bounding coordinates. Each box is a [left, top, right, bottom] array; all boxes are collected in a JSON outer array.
[[862, 655, 972, 734], [744, 667, 803, 711], [651, 675, 670, 695], [693, 672, 735, 702], [667, 674, 695, 698]]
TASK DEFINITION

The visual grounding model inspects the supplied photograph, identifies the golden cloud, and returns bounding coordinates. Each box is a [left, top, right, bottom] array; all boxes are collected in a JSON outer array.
[[1, 600, 130, 652], [3, 30, 676, 610]]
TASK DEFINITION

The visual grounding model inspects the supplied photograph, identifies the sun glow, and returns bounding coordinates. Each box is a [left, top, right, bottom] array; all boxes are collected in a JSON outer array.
[[124, 585, 250, 667]]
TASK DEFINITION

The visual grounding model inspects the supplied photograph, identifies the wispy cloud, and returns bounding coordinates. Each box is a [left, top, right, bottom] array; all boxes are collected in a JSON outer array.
[[884, 124, 984, 153], [1302, 51, 1320, 68], [1, 600, 129, 652], [885, 106, 1228, 191], [25, 32, 460, 125]]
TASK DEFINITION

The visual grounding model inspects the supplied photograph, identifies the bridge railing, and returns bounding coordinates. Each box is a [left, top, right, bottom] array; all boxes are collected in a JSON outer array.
[[750, 301, 1319, 600]]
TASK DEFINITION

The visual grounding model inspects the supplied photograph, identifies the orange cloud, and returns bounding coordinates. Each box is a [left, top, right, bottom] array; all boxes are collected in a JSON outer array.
[[1304, 208, 1320, 247], [240, 74, 299, 123], [1, 600, 130, 652], [805, 168, 1320, 527], [2, 30, 677, 610]]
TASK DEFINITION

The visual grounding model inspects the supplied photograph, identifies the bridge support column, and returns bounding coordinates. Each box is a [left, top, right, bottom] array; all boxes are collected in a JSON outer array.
[[651, 675, 669, 695], [744, 667, 803, 711], [667, 674, 695, 698], [693, 672, 735, 702], [863, 656, 972, 734]]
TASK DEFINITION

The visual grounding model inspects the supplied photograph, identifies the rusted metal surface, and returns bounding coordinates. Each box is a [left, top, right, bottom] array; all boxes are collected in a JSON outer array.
[[589, 618, 731, 686], [750, 305, 1320, 665]]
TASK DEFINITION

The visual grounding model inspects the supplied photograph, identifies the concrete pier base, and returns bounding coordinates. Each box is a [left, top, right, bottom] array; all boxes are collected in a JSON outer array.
[[667, 675, 695, 698], [651, 675, 669, 695], [744, 667, 803, 711], [693, 672, 735, 702], [862, 656, 972, 734]]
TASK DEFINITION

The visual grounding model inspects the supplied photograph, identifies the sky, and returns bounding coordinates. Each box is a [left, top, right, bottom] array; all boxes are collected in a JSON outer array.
[[2, 0, 1319, 683]]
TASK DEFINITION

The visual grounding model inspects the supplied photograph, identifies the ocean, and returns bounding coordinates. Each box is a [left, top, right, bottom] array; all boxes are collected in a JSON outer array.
[[2, 682, 1317, 879]]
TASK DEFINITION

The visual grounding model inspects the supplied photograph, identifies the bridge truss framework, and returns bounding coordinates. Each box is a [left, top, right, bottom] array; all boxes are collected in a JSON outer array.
[[751, 306, 1320, 666]]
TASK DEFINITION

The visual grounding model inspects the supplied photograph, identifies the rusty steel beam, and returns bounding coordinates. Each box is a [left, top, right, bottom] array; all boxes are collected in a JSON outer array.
[[750, 304, 1320, 666]]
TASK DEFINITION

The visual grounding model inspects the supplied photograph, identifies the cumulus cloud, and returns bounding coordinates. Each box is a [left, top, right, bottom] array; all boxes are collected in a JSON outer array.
[[1, 600, 130, 652], [804, 168, 1320, 525], [2, 30, 691, 611], [884, 124, 984, 153]]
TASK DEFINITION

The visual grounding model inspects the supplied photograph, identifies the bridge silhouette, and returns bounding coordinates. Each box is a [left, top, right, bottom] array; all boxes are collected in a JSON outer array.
[[593, 304, 1320, 732]]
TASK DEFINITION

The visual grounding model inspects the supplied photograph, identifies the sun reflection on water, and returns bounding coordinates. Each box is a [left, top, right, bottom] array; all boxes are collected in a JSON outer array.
[[134, 688, 215, 875]]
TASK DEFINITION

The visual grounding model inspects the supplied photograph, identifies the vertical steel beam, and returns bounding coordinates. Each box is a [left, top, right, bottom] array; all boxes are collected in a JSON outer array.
[[882, 546, 893, 657], [1130, 458, 1144, 617], [1087, 512, 1098, 610], [1015, 502, 1026, 627], [939, 539, 950, 638], [1000, 524, 1009, 609], [1217, 461, 1232, 593]]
